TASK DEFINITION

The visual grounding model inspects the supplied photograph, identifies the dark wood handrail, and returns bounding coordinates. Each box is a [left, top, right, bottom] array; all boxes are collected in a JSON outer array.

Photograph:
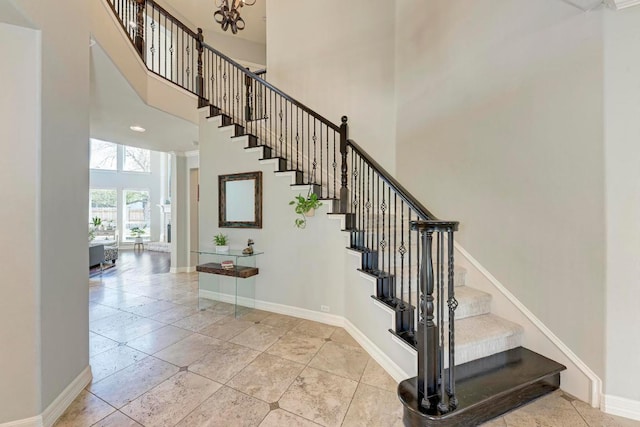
[[147, 0, 198, 38], [347, 139, 437, 221], [200, 41, 341, 132]]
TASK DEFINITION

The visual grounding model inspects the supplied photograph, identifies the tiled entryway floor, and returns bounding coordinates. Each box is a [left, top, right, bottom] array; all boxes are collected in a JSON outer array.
[[57, 251, 639, 426]]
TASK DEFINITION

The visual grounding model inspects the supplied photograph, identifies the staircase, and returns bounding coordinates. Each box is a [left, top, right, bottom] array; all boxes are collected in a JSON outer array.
[[103, 1, 566, 425]]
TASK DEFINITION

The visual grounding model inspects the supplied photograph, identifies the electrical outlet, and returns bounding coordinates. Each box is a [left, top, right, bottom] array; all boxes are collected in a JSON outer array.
[[321, 305, 330, 313]]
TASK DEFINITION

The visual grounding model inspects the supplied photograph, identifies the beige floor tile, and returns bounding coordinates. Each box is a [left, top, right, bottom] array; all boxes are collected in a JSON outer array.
[[207, 301, 237, 316], [90, 345, 147, 382], [153, 333, 222, 367], [279, 367, 358, 427], [149, 304, 199, 324], [265, 331, 326, 364], [176, 386, 270, 427], [290, 320, 336, 339], [89, 356, 179, 408], [308, 341, 369, 381], [227, 353, 305, 402], [125, 325, 193, 354], [90, 333, 119, 358], [360, 358, 398, 393], [329, 328, 360, 348], [198, 315, 254, 341], [504, 392, 589, 426], [90, 311, 142, 337], [259, 409, 322, 427], [342, 383, 403, 427], [189, 340, 260, 383], [237, 308, 272, 322], [92, 411, 142, 426], [121, 299, 179, 317], [120, 371, 220, 427], [172, 310, 226, 332], [230, 324, 287, 352], [481, 417, 507, 426], [89, 303, 121, 323], [91, 312, 165, 343], [572, 399, 640, 427], [53, 390, 114, 427], [260, 313, 303, 331]]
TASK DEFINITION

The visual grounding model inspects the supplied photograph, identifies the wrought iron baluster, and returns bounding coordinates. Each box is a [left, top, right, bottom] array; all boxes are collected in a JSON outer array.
[[447, 229, 458, 409], [437, 232, 447, 413]]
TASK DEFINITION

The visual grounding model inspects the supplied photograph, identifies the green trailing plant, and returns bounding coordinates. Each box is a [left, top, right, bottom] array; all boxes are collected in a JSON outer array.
[[88, 228, 96, 242], [130, 226, 146, 238], [289, 192, 322, 229], [213, 232, 229, 246]]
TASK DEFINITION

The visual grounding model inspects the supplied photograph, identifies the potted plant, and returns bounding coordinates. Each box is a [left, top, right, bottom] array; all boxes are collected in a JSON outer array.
[[214, 232, 230, 253], [91, 216, 102, 230], [289, 192, 322, 229], [131, 226, 146, 244]]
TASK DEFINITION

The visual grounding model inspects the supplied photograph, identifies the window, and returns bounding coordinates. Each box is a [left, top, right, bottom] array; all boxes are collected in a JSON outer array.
[[90, 139, 117, 170], [90, 189, 118, 241], [123, 189, 150, 240], [123, 146, 151, 173]]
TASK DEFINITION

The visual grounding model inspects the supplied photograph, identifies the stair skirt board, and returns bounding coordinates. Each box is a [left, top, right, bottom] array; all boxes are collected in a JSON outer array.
[[454, 242, 602, 407]]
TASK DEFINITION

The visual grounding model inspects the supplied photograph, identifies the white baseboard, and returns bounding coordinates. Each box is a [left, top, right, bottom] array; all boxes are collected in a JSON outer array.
[[343, 319, 410, 383], [1, 366, 92, 427], [42, 365, 92, 427], [199, 290, 344, 326], [0, 416, 42, 427], [454, 242, 602, 407], [170, 266, 195, 273], [603, 394, 640, 421], [198, 291, 408, 382]]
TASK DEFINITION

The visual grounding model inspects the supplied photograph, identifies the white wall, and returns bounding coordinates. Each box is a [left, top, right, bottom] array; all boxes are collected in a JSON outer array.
[[0, 21, 41, 424], [604, 5, 640, 410], [170, 153, 190, 271], [266, 0, 397, 173], [90, 144, 164, 242], [198, 113, 347, 316], [393, 0, 606, 381], [1, 0, 92, 421]]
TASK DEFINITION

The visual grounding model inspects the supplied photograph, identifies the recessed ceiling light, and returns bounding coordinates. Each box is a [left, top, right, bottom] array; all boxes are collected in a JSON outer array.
[[130, 125, 146, 132]]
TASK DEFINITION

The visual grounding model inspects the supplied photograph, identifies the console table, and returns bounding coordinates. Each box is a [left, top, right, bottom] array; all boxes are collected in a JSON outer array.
[[192, 249, 263, 317]]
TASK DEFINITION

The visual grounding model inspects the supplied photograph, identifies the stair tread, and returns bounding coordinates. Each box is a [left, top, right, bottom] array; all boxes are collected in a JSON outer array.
[[398, 347, 565, 424], [453, 313, 522, 348]]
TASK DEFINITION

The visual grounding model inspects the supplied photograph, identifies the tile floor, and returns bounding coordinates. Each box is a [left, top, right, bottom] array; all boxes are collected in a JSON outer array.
[[57, 253, 640, 426]]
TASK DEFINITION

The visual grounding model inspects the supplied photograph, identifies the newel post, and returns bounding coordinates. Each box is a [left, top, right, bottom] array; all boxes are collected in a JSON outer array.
[[410, 220, 460, 414], [339, 116, 349, 213], [134, 0, 145, 56], [196, 28, 206, 107]]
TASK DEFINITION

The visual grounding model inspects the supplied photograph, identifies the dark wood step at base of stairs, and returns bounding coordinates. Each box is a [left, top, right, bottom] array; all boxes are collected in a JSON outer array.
[[232, 133, 258, 147], [398, 347, 566, 427]]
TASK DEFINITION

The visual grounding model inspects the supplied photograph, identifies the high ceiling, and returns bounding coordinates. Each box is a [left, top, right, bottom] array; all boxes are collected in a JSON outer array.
[[163, 0, 266, 45], [90, 43, 198, 153]]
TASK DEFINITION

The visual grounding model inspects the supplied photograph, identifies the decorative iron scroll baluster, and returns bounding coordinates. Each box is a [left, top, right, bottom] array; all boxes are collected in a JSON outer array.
[[196, 28, 204, 105], [135, 0, 145, 56], [339, 116, 349, 213]]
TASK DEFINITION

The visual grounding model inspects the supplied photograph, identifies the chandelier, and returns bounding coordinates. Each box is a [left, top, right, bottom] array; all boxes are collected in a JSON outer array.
[[214, 0, 256, 34]]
